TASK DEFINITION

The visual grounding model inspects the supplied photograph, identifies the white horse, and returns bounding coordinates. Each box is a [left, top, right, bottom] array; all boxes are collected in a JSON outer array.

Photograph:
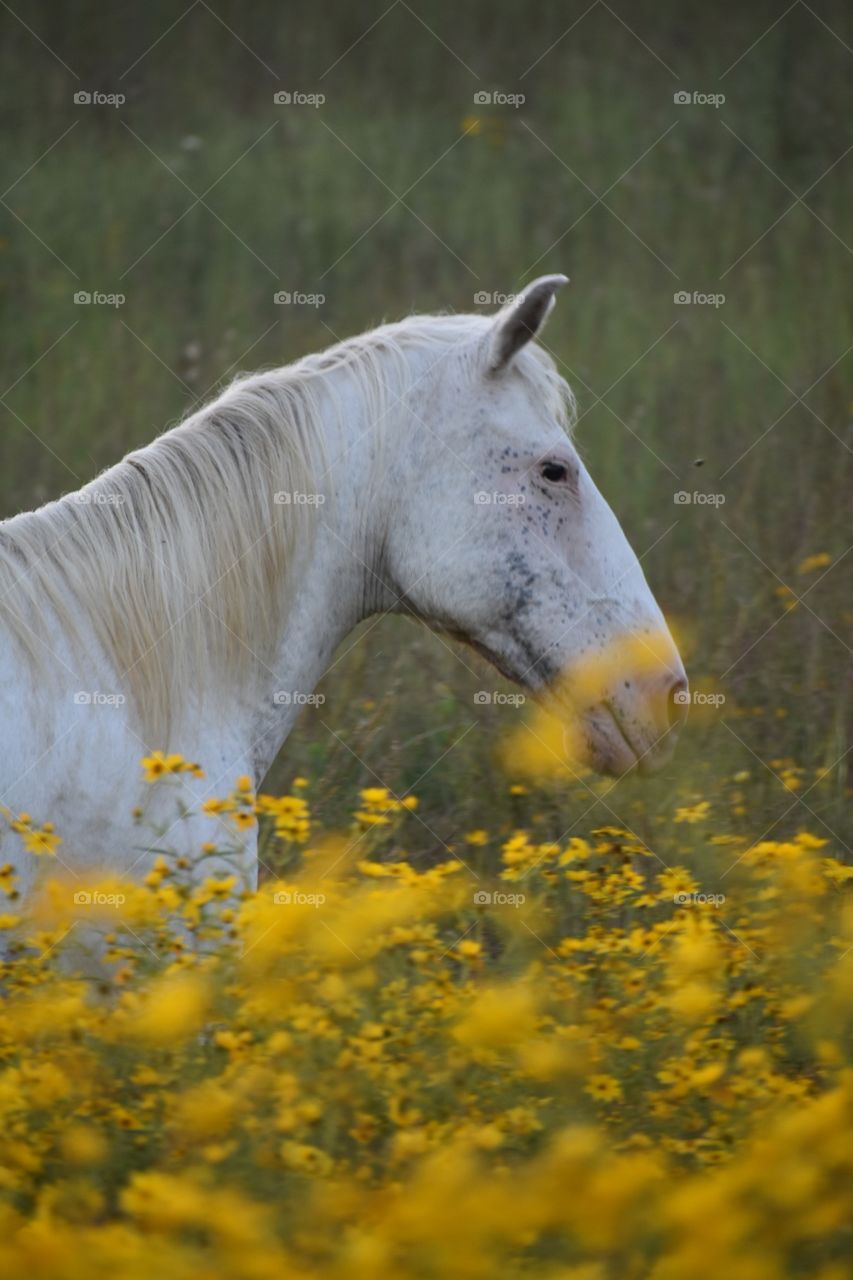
[[0, 276, 687, 895]]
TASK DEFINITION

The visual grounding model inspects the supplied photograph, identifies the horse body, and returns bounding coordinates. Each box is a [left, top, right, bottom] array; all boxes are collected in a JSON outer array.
[[0, 350, 385, 893], [0, 278, 687, 894]]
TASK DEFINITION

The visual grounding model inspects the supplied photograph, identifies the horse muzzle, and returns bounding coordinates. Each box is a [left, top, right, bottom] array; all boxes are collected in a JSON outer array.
[[577, 663, 689, 775]]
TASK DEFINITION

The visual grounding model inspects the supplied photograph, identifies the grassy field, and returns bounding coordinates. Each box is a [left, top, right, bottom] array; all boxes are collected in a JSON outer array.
[[0, 6, 852, 1273], [2, 2, 850, 856]]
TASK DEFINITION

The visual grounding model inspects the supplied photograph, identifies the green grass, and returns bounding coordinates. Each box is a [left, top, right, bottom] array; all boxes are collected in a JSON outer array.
[[1, 0, 850, 859]]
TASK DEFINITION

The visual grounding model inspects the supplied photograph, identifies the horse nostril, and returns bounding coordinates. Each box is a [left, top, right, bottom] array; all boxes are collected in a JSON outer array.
[[668, 678, 690, 729]]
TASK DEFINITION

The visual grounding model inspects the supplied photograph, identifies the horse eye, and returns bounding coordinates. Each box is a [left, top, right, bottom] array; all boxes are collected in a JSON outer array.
[[540, 461, 569, 484]]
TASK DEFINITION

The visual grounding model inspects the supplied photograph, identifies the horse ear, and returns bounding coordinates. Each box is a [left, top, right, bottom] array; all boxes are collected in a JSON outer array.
[[487, 274, 569, 373]]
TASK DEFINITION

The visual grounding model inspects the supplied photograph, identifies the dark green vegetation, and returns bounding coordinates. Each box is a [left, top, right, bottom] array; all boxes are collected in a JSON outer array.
[[1, 1, 850, 858]]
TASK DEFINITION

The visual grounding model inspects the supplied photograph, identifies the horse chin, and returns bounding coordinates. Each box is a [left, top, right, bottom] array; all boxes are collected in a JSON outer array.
[[446, 630, 662, 779], [462, 641, 639, 777], [537, 684, 648, 779], [574, 705, 681, 778], [575, 705, 642, 777]]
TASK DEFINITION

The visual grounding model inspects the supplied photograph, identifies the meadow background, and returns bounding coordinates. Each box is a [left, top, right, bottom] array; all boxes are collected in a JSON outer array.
[[2, 0, 850, 863], [1, 5, 853, 1277]]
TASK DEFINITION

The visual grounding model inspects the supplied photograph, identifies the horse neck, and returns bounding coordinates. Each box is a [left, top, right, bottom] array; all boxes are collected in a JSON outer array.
[[245, 365, 401, 781]]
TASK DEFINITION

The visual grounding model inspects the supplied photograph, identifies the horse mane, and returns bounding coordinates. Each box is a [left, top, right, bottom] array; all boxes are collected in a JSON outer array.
[[0, 313, 573, 747]]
